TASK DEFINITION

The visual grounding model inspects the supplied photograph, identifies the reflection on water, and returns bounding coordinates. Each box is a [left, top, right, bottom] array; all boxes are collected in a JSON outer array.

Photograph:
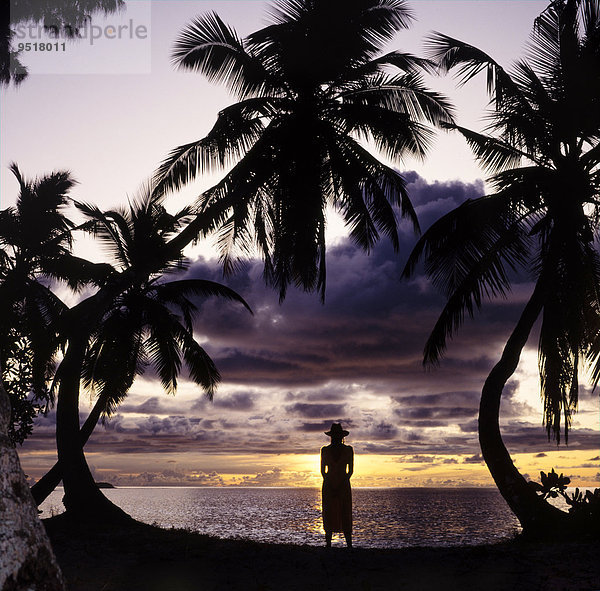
[[40, 487, 522, 548]]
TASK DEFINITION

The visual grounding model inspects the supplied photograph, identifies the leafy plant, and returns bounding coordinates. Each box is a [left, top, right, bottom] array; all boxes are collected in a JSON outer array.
[[529, 468, 571, 499], [2, 330, 48, 445], [530, 468, 600, 527], [563, 488, 600, 526]]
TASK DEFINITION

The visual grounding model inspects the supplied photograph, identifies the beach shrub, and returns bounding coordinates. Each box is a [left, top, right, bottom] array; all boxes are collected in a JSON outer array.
[[2, 330, 47, 445], [528, 468, 570, 499], [530, 468, 600, 530], [563, 488, 600, 527]]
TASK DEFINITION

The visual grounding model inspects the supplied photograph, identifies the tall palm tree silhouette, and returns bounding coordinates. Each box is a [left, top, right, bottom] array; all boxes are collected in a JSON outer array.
[[154, 0, 454, 301], [50, 188, 251, 518], [405, 0, 600, 534]]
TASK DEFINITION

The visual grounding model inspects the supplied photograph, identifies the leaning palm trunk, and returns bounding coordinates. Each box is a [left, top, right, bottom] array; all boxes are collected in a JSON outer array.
[[479, 281, 567, 535], [0, 379, 64, 590], [51, 192, 249, 519], [55, 334, 129, 521], [31, 390, 108, 507]]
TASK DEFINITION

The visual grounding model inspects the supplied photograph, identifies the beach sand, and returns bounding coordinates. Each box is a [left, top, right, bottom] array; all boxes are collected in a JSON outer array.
[[44, 518, 600, 591]]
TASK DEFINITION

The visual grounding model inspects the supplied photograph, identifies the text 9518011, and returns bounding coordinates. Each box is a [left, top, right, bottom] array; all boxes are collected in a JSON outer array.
[[17, 43, 66, 52]]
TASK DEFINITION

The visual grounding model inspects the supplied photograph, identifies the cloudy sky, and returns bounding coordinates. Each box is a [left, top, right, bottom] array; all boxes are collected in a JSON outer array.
[[2, 0, 598, 488]]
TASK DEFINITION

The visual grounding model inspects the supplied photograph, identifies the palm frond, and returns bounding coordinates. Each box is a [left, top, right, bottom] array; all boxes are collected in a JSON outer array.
[[538, 238, 600, 443], [152, 97, 283, 197], [341, 71, 455, 127], [74, 201, 131, 268], [145, 312, 182, 395], [426, 31, 525, 108], [333, 51, 438, 88], [329, 133, 419, 240], [151, 279, 252, 315], [445, 123, 529, 174], [179, 330, 220, 400], [334, 100, 435, 163], [172, 12, 280, 98], [82, 320, 145, 418], [39, 255, 114, 290], [403, 195, 532, 364]]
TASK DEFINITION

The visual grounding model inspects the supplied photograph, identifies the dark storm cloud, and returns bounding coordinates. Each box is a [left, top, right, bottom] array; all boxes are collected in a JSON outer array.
[[119, 397, 189, 416], [459, 419, 479, 433], [181, 172, 492, 375], [186, 242, 527, 393], [298, 421, 336, 433], [366, 422, 399, 440], [394, 391, 481, 408], [107, 469, 225, 487], [464, 454, 485, 464], [403, 455, 436, 463], [395, 407, 476, 420], [411, 420, 452, 428], [21, 172, 598, 466], [213, 392, 255, 411], [284, 387, 352, 402], [285, 403, 346, 418], [501, 425, 600, 452], [400, 171, 485, 212]]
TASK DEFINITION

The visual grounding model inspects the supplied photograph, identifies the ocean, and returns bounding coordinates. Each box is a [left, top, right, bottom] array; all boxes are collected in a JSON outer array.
[[39, 487, 525, 548]]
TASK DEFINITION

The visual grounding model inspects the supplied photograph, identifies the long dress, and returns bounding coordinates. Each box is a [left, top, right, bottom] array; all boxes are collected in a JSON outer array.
[[321, 444, 353, 533]]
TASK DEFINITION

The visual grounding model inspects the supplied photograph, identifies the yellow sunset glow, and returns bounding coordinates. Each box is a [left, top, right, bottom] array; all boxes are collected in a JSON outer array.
[[19, 448, 598, 489]]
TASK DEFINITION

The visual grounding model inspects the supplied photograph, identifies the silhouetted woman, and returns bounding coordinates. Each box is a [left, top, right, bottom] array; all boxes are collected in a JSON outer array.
[[320, 423, 353, 548]]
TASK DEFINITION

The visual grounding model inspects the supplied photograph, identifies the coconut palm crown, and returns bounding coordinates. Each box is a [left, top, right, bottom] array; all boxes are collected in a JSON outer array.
[[70, 190, 253, 419], [405, 0, 600, 445], [0, 164, 105, 439], [154, 0, 454, 301]]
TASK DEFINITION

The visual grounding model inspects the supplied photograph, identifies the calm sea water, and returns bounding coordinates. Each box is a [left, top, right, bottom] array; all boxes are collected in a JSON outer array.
[[39, 487, 523, 548]]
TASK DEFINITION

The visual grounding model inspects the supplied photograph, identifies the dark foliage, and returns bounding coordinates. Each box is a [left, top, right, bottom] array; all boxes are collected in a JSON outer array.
[[155, 0, 454, 301]]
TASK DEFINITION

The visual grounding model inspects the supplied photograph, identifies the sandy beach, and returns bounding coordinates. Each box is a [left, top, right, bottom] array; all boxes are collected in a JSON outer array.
[[44, 517, 600, 591]]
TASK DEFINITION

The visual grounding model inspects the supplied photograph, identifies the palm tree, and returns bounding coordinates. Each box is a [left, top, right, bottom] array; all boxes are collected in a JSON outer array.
[[0, 164, 91, 589], [154, 0, 454, 301], [404, 0, 600, 535], [52, 189, 251, 518], [0, 164, 101, 444]]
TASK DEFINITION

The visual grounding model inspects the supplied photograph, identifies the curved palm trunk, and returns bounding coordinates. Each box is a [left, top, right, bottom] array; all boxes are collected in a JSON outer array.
[[55, 335, 129, 522], [480, 280, 568, 535], [32, 391, 107, 506], [47, 217, 214, 518]]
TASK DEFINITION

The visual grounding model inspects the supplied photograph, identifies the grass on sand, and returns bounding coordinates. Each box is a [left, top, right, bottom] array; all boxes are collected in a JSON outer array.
[[44, 516, 600, 591]]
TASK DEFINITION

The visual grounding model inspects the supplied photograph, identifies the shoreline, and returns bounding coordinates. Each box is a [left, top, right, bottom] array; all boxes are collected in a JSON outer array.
[[45, 518, 600, 591]]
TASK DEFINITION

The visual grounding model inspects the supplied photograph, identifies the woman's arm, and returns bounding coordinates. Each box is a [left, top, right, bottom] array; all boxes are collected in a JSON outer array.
[[346, 447, 354, 480], [321, 448, 327, 479]]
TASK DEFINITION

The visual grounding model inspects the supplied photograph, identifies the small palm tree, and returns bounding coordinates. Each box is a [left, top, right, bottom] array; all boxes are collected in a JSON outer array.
[[0, 164, 99, 443], [154, 0, 454, 301], [52, 189, 251, 518], [404, 0, 600, 534], [74, 194, 253, 417]]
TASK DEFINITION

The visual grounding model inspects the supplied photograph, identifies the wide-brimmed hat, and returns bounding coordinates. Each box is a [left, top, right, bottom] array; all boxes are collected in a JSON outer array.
[[325, 423, 349, 437]]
